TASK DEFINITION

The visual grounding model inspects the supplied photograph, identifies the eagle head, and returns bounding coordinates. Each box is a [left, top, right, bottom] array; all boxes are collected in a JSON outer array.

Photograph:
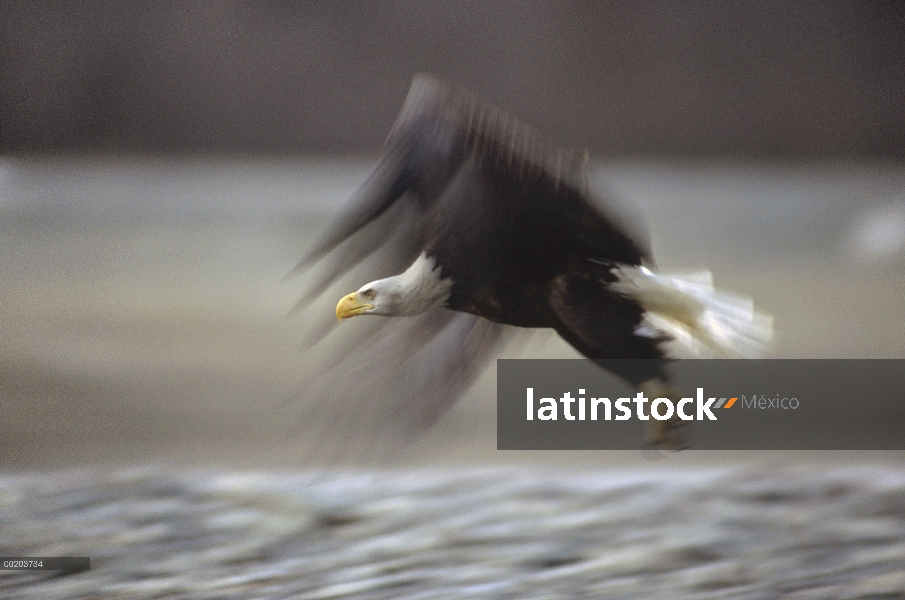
[[335, 283, 391, 320], [335, 253, 453, 322]]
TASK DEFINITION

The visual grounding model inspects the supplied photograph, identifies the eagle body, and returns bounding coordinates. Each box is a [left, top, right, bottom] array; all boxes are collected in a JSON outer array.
[[296, 75, 772, 453], [421, 164, 646, 335]]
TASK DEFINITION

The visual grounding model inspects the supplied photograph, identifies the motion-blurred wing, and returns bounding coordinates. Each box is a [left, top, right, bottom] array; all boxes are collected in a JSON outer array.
[[289, 74, 655, 461], [291, 310, 518, 464], [289, 77, 521, 462]]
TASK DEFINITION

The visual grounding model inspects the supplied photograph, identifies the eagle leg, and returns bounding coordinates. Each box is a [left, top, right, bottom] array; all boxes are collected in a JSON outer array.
[[638, 378, 692, 451]]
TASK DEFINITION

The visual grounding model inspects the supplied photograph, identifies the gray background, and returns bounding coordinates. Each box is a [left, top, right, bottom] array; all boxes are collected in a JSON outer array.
[[2, 158, 903, 469], [1, 2, 904, 470], [2, 1, 904, 157]]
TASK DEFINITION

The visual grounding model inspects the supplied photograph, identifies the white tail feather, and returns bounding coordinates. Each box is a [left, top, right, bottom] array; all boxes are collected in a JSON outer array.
[[611, 266, 774, 359]]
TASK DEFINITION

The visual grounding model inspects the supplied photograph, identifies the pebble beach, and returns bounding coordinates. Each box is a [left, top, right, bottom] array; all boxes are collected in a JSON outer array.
[[3, 465, 905, 599]]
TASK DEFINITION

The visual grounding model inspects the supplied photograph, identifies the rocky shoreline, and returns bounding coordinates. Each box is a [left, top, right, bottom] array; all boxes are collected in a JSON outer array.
[[2, 465, 904, 599]]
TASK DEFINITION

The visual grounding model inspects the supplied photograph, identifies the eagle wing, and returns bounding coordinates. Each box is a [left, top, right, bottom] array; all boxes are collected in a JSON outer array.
[[290, 77, 523, 462], [291, 75, 653, 461]]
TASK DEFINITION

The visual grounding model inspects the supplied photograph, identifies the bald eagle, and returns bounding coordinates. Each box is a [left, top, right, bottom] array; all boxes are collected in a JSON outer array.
[[293, 75, 772, 458]]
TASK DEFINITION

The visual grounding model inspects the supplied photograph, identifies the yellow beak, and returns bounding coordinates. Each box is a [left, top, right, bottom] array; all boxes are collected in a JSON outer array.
[[336, 292, 374, 321]]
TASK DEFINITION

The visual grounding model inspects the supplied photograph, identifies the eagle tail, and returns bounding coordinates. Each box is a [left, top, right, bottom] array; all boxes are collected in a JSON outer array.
[[611, 266, 774, 359]]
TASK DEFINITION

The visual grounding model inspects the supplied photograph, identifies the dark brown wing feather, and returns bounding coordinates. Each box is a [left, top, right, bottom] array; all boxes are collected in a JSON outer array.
[[291, 75, 660, 462], [296, 74, 648, 283]]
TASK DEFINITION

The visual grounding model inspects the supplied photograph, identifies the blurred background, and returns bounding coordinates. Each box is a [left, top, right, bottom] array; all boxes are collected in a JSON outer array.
[[1, 1, 903, 470], [2, 1, 905, 157]]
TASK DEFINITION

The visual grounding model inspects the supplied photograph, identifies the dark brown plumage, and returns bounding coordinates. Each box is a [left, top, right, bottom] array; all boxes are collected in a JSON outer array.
[[292, 75, 769, 459], [299, 75, 665, 376]]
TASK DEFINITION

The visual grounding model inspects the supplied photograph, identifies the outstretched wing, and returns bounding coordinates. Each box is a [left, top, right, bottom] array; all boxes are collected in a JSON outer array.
[[289, 76, 522, 462], [296, 73, 646, 287], [290, 75, 654, 462], [291, 310, 518, 464]]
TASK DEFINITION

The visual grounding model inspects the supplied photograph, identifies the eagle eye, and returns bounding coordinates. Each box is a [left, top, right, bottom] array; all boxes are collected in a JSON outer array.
[[362, 289, 375, 300]]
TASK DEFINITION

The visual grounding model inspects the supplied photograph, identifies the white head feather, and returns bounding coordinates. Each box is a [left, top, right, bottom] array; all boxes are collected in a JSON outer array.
[[352, 253, 453, 317]]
